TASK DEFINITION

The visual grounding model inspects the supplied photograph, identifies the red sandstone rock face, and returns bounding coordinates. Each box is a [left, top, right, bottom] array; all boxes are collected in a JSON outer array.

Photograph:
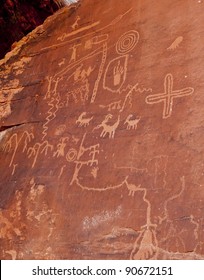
[[0, 0, 204, 260]]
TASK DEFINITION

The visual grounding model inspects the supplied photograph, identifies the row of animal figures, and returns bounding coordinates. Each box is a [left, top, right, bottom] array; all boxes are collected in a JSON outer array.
[[76, 112, 141, 139]]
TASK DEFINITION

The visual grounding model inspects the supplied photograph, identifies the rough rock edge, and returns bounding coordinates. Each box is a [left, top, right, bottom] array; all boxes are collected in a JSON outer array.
[[0, 2, 81, 67]]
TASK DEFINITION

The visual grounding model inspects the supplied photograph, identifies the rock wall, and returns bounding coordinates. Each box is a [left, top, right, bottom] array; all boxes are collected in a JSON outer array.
[[0, 0, 204, 259]]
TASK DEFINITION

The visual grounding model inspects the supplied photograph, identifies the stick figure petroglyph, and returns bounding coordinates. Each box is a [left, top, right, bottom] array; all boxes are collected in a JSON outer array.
[[53, 137, 69, 157], [93, 114, 120, 139], [69, 43, 81, 63], [3, 131, 34, 167], [27, 141, 53, 168], [76, 112, 93, 127], [145, 73, 194, 119], [124, 115, 141, 130], [72, 16, 80, 30]]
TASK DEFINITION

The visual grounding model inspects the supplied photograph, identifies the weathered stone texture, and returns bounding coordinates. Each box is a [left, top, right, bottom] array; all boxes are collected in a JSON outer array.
[[0, 0, 204, 259]]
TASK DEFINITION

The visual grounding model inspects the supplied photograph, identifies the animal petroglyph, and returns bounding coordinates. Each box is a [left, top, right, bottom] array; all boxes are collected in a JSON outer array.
[[116, 30, 139, 55], [145, 73, 194, 119], [167, 36, 183, 51], [103, 55, 128, 93], [94, 114, 120, 139], [76, 112, 93, 127], [126, 182, 141, 197], [124, 115, 141, 130], [3, 131, 34, 167], [27, 141, 53, 168]]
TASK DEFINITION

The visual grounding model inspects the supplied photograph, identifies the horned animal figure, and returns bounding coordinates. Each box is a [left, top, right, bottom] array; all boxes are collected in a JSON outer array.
[[124, 114, 141, 130], [94, 114, 120, 139], [76, 112, 93, 127]]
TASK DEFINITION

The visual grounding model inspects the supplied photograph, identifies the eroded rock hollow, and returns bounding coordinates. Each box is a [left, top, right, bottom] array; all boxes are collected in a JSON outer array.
[[0, 0, 204, 259]]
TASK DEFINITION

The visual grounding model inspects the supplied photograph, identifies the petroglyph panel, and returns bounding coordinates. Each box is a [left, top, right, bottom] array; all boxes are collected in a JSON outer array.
[[0, 0, 203, 260]]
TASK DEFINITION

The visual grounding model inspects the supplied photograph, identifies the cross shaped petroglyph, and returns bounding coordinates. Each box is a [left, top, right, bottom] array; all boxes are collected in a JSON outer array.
[[145, 73, 194, 119]]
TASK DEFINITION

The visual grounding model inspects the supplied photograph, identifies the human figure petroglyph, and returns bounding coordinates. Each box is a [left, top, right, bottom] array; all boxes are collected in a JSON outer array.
[[3, 131, 34, 167], [124, 115, 141, 130], [53, 137, 69, 157], [76, 112, 93, 127], [93, 114, 120, 139], [69, 43, 81, 63], [71, 16, 80, 30], [145, 73, 194, 119], [27, 141, 54, 168]]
